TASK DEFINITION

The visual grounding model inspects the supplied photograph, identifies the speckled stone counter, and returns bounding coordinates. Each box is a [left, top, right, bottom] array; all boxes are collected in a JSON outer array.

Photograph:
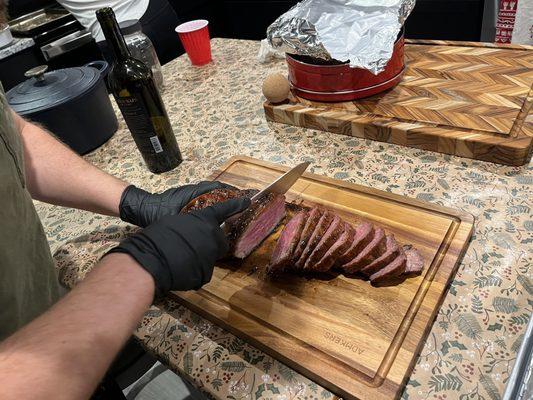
[[35, 39, 532, 400], [0, 37, 34, 60]]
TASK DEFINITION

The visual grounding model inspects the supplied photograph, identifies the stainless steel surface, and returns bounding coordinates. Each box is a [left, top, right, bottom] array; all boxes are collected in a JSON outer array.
[[503, 313, 533, 400], [9, 7, 70, 35], [267, 0, 415, 74], [0, 24, 14, 49], [41, 30, 93, 61], [24, 65, 48, 82], [250, 161, 310, 202]]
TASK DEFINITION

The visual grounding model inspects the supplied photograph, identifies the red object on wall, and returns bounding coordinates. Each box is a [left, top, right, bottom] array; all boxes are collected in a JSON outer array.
[[287, 31, 405, 102], [495, 0, 519, 43]]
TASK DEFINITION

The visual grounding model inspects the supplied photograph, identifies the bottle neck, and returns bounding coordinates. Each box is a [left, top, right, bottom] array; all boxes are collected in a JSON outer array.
[[97, 8, 130, 62]]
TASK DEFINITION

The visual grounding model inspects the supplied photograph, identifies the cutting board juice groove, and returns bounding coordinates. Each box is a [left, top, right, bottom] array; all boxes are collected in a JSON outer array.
[[173, 157, 474, 400]]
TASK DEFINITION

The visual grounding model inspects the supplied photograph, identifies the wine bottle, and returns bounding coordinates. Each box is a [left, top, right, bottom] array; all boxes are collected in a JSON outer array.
[[96, 7, 182, 173]]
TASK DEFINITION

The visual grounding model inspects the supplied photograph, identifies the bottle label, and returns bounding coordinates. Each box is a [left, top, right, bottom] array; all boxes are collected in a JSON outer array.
[[149, 136, 163, 153], [115, 95, 165, 155]]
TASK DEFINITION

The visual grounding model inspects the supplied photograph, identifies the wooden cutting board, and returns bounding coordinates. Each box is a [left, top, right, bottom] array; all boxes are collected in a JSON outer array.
[[264, 40, 533, 166], [172, 156, 474, 400]]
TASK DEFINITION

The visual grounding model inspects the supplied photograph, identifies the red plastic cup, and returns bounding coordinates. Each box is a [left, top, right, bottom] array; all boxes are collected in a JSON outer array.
[[175, 20, 212, 66]]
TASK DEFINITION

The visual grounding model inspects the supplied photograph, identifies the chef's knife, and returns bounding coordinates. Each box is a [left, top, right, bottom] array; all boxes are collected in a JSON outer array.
[[250, 161, 310, 202], [221, 161, 310, 228]]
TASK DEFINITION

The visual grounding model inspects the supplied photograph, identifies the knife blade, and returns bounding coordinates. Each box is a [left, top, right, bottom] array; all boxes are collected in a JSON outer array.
[[220, 161, 310, 229], [250, 161, 310, 202]]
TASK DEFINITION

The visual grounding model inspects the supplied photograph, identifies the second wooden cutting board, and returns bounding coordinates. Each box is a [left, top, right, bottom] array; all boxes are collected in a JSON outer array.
[[173, 156, 474, 400]]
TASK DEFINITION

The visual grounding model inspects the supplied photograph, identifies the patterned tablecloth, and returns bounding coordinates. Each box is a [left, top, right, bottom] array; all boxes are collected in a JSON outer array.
[[35, 39, 532, 400]]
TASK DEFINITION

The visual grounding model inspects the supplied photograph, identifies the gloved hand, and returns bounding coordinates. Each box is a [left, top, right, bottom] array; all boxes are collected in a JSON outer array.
[[109, 197, 250, 297], [119, 181, 235, 227]]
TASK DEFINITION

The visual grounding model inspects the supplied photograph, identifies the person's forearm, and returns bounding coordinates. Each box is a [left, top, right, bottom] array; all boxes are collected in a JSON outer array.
[[0, 254, 154, 400], [16, 112, 128, 216]]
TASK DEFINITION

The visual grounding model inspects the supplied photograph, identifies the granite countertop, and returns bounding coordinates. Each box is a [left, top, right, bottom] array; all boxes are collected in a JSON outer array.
[[0, 37, 34, 60], [35, 39, 532, 400]]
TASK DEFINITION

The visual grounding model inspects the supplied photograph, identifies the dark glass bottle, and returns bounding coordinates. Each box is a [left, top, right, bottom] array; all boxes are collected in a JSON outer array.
[[96, 7, 182, 173]]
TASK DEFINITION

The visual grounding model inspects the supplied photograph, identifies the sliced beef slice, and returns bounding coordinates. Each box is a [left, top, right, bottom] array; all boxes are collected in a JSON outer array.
[[295, 211, 335, 269], [227, 193, 286, 259], [314, 222, 355, 272], [181, 187, 257, 213], [337, 222, 374, 266], [303, 215, 345, 271], [342, 227, 386, 274], [359, 235, 400, 278], [268, 210, 307, 274], [370, 253, 407, 285], [291, 207, 324, 266], [403, 248, 424, 277]]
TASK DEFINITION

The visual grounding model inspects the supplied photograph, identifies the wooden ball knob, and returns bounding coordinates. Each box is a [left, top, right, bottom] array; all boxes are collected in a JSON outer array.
[[262, 73, 290, 103]]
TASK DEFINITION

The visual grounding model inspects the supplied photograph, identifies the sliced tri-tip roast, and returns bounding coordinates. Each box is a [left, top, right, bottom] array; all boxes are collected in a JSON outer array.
[[269, 210, 307, 274], [403, 248, 424, 277], [369, 253, 407, 285], [313, 223, 355, 272], [343, 227, 386, 274], [304, 215, 345, 271], [181, 187, 257, 213], [291, 207, 323, 265], [359, 235, 401, 277], [182, 185, 424, 286], [295, 210, 335, 269], [337, 222, 373, 266], [226, 192, 286, 259], [182, 187, 286, 259], [268, 207, 425, 285]]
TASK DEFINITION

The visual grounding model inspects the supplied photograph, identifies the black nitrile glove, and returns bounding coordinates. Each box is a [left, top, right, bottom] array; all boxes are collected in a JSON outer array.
[[119, 181, 235, 228], [109, 197, 250, 297]]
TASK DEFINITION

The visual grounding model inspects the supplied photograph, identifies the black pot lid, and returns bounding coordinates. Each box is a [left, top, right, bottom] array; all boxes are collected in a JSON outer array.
[[6, 65, 100, 115]]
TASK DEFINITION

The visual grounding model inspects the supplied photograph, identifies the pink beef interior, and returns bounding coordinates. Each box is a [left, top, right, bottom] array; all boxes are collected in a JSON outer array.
[[233, 196, 286, 258], [270, 212, 304, 265]]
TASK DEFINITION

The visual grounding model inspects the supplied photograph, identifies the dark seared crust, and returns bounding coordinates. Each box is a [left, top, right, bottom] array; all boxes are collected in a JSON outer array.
[[295, 211, 334, 269], [268, 210, 307, 274], [370, 253, 407, 284], [181, 188, 257, 213], [292, 207, 324, 267], [403, 248, 424, 277], [338, 222, 374, 266], [342, 228, 386, 274], [304, 215, 345, 271], [314, 222, 355, 272], [359, 235, 400, 278]]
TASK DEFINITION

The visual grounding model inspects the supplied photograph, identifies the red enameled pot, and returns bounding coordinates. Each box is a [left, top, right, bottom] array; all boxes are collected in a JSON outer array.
[[287, 29, 405, 102]]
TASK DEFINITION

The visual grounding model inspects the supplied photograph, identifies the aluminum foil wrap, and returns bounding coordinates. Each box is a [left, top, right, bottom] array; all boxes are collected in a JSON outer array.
[[267, 0, 416, 74]]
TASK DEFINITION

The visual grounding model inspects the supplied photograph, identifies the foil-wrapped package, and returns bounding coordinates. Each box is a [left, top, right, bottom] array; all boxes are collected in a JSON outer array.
[[267, 0, 416, 74]]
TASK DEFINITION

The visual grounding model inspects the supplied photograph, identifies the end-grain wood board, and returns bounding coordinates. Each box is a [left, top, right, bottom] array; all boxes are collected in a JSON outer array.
[[172, 156, 474, 399], [264, 40, 533, 166]]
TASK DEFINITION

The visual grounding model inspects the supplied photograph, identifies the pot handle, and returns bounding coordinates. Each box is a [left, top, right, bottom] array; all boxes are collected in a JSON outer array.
[[84, 60, 109, 78], [25, 65, 49, 83]]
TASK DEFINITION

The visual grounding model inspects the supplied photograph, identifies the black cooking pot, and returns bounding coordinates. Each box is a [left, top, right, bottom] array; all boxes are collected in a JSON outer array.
[[6, 61, 118, 155]]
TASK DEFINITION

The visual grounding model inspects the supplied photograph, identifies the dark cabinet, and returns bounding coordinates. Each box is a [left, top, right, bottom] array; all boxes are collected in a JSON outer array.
[[170, 0, 485, 42], [405, 0, 485, 41]]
